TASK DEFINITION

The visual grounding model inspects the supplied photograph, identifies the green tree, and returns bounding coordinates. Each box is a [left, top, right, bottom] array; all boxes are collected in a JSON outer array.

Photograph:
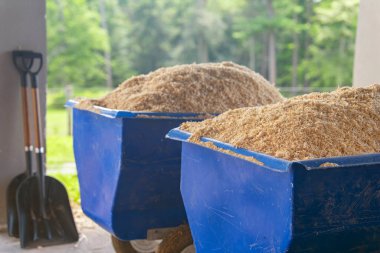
[[233, 0, 303, 85], [120, 0, 171, 74], [299, 0, 359, 88], [47, 0, 108, 88], [99, 0, 135, 86], [46, 0, 360, 92]]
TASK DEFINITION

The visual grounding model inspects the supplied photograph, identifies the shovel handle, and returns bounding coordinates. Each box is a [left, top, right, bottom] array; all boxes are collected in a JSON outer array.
[[28, 52, 44, 150], [22, 89, 33, 176], [31, 88, 47, 209], [31, 88, 43, 150], [25, 150, 33, 177], [21, 87, 32, 149], [13, 51, 35, 176], [27, 52, 48, 219]]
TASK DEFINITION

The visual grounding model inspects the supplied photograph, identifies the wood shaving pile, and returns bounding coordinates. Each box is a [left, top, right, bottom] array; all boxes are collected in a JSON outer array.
[[156, 225, 193, 253], [181, 84, 380, 161], [202, 141, 263, 165], [319, 162, 339, 167], [76, 62, 283, 113]]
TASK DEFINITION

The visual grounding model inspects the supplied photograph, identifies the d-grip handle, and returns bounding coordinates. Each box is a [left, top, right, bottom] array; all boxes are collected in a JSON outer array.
[[12, 50, 43, 87], [29, 52, 43, 88], [12, 50, 35, 87]]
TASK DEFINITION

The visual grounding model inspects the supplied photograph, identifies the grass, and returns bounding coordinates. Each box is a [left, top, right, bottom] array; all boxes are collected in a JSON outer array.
[[46, 135, 74, 167], [46, 87, 108, 203], [48, 171, 81, 203], [46, 109, 69, 135], [46, 88, 108, 169], [46, 109, 74, 168], [46, 108, 77, 201]]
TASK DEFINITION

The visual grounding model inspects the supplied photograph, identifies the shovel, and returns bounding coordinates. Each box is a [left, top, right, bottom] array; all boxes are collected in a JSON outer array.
[[16, 51, 79, 248], [7, 51, 36, 237]]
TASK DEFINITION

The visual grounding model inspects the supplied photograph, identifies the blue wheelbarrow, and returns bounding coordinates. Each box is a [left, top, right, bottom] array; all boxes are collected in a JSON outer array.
[[167, 128, 380, 253], [66, 100, 206, 253]]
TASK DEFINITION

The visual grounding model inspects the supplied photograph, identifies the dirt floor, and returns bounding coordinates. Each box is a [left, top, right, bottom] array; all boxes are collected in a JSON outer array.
[[0, 206, 114, 253]]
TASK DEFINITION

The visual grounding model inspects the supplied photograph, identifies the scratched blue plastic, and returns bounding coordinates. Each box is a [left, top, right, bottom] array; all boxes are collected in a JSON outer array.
[[167, 128, 380, 253], [67, 101, 204, 240]]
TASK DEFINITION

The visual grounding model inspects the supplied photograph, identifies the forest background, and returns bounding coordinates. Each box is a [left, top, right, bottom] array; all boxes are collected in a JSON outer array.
[[45, 0, 359, 202]]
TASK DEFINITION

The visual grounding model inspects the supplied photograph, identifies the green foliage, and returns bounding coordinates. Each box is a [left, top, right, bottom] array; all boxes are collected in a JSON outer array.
[[46, 109, 69, 135], [47, 0, 108, 88], [101, 0, 136, 85], [45, 0, 360, 205], [46, 89, 110, 203], [46, 135, 74, 166], [48, 172, 80, 203], [300, 0, 359, 87], [47, 0, 360, 89], [47, 92, 67, 110], [122, 0, 172, 73], [72, 87, 109, 99], [46, 108, 74, 167]]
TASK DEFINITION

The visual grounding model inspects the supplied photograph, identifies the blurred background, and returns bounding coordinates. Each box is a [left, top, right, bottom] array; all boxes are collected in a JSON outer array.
[[45, 0, 359, 203]]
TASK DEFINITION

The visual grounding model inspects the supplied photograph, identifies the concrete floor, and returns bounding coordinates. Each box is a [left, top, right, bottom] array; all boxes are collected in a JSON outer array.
[[0, 209, 114, 253]]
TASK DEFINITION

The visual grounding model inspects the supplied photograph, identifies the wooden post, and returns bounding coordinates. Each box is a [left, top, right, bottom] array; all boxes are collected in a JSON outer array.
[[353, 0, 380, 87]]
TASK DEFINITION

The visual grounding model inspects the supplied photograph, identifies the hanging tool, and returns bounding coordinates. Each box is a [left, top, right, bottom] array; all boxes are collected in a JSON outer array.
[[7, 51, 36, 237], [15, 50, 79, 248]]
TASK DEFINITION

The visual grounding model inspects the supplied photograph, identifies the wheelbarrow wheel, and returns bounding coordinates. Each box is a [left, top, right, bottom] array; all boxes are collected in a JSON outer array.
[[111, 236, 160, 253], [156, 225, 194, 253]]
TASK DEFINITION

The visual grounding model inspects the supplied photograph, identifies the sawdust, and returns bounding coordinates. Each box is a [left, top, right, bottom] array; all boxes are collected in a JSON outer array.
[[156, 225, 193, 253], [136, 113, 214, 119], [202, 141, 264, 165], [74, 99, 101, 113], [319, 162, 339, 167], [76, 62, 283, 113], [181, 84, 380, 161]]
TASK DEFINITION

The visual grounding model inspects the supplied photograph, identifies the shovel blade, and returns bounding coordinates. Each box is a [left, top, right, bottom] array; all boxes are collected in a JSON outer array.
[[16, 175, 79, 248], [6, 173, 28, 237]]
